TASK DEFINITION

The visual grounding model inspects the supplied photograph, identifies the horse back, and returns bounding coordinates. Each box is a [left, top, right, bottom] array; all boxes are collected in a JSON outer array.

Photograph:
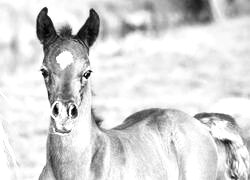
[[109, 108, 218, 180]]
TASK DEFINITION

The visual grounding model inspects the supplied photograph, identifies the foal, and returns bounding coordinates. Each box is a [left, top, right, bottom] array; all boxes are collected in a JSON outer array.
[[37, 7, 218, 180]]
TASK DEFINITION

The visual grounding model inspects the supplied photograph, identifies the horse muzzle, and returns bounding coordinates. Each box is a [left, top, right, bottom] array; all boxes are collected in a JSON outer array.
[[50, 100, 78, 134]]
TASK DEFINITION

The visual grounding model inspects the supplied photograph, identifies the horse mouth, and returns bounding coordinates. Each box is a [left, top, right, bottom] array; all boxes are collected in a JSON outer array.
[[53, 126, 72, 134], [51, 118, 73, 135]]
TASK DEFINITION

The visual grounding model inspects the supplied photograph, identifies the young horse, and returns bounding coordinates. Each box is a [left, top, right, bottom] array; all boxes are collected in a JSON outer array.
[[194, 113, 249, 180], [37, 7, 219, 180]]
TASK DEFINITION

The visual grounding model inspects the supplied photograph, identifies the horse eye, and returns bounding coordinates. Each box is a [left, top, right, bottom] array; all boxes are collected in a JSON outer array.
[[40, 68, 49, 78], [83, 70, 92, 79]]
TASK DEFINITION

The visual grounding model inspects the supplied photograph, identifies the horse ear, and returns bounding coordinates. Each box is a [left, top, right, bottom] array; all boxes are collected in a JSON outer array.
[[75, 9, 100, 48], [36, 7, 57, 45]]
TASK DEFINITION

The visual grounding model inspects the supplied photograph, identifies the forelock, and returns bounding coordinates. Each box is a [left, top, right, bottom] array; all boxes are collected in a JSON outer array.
[[58, 24, 73, 38]]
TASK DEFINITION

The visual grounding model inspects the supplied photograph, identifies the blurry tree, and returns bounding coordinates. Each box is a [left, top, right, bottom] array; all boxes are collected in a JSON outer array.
[[0, 0, 250, 77], [184, 0, 213, 22], [97, 0, 216, 38], [0, 4, 18, 74], [208, 0, 250, 20]]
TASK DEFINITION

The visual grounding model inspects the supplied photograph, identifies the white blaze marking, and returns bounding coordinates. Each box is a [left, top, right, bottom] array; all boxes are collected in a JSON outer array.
[[56, 51, 74, 69]]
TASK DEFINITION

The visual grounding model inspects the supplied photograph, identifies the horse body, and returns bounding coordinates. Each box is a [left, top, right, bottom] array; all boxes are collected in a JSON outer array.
[[40, 108, 218, 180], [36, 7, 218, 180], [109, 108, 218, 180]]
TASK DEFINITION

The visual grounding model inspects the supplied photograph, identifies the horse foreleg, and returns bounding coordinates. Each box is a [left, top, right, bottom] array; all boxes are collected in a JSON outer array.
[[39, 164, 56, 180]]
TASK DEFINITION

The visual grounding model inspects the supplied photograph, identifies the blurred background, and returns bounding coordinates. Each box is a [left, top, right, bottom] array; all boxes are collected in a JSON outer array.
[[0, 0, 250, 179]]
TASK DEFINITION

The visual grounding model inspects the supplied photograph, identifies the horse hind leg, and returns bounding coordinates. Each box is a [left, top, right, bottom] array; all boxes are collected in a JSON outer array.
[[171, 119, 218, 180]]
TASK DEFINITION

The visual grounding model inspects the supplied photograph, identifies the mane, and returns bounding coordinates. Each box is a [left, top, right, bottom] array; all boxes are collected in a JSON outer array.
[[58, 24, 73, 38], [91, 108, 103, 127], [91, 91, 103, 127]]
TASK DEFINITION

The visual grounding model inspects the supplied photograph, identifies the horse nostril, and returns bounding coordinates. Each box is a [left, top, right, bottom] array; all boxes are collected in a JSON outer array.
[[52, 102, 60, 118], [68, 104, 78, 119]]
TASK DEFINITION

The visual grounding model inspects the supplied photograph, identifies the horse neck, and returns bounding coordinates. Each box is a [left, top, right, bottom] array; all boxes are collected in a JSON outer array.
[[47, 83, 104, 178]]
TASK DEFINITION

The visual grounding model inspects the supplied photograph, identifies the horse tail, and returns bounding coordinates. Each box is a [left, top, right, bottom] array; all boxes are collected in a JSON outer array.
[[194, 113, 249, 180]]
